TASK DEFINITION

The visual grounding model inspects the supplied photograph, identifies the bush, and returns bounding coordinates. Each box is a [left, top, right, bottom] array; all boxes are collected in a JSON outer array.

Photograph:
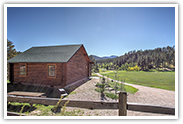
[[100, 77, 106, 93], [127, 65, 140, 71], [95, 83, 102, 88], [127, 67, 134, 71], [94, 68, 99, 73], [95, 88, 118, 99], [134, 65, 140, 71], [105, 92, 118, 99], [95, 88, 101, 93]]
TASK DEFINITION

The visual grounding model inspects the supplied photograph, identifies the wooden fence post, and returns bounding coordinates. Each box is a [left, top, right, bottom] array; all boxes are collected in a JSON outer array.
[[118, 92, 127, 116]]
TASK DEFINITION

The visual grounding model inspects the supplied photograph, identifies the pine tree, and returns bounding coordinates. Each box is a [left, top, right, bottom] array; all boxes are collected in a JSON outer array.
[[154, 54, 161, 70], [7, 39, 18, 60], [7, 39, 21, 80]]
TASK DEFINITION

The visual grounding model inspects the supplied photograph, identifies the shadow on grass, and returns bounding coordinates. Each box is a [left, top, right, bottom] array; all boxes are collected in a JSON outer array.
[[7, 83, 61, 98], [7, 104, 36, 113]]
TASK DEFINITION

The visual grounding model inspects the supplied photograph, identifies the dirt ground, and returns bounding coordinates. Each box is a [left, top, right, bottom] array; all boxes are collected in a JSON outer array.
[[63, 77, 175, 116]]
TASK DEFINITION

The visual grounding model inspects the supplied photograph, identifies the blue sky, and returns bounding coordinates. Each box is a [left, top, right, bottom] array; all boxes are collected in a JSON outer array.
[[7, 7, 175, 57]]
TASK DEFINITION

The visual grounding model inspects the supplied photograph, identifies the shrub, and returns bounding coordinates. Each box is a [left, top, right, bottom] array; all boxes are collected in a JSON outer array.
[[100, 77, 106, 93], [19, 104, 26, 116], [105, 92, 118, 99], [51, 96, 69, 114], [95, 88, 101, 93], [133, 65, 139, 71], [127, 67, 134, 71], [127, 65, 140, 71], [95, 83, 102, 88]]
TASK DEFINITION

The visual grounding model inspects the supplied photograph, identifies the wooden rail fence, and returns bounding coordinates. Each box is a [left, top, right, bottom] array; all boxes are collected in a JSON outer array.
[[7, 92, 175, 116]]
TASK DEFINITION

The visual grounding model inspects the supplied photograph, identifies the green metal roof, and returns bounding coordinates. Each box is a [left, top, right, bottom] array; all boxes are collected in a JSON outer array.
[[7, 44, 83, 63]]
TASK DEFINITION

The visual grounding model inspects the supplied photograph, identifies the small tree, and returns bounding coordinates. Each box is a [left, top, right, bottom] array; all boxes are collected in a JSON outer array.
[[120, 79, 126, 92], [7, 39, 21, 81], [106, 65, 109, 70], [100, 76, 106, 100], [101, 76, 106, 93], [94, 64, 99, 73]]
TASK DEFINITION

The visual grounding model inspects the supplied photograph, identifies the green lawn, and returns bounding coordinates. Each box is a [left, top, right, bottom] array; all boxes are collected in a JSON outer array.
[[7, 102, 85, 116], [108, 81, 139, 94], [94, 78, 139, 99], [101, 71, 175, 91]]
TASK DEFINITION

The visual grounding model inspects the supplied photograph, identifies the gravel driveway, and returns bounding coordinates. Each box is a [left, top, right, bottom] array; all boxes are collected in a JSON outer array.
[[63, 76, 175, 116], [96, 73, 175, 107]]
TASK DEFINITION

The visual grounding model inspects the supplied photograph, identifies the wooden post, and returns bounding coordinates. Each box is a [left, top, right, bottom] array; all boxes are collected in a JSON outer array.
[[118, 92, 127, 116]]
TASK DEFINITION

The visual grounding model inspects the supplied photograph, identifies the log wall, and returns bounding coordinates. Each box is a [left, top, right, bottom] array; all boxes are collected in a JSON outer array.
[[11, 63, 67, 87], [66, 46, 89, 85]]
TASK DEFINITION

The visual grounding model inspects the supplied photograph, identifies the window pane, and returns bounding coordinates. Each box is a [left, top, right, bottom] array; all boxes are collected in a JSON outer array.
[[20, 65, 26, 75], [48, 65, 55, 77]]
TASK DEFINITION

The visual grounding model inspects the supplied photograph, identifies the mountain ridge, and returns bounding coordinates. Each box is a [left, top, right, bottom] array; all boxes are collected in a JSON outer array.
[[91, 55, 118, 60]]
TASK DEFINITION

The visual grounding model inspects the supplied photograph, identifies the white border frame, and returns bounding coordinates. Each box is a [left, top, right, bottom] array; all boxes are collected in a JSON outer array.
[[4, 4, 178, 120]]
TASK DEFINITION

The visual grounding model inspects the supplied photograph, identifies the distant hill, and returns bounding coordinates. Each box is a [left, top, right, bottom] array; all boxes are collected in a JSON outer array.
[[91, 55, 118, 61], [95, 45, 175, 71], [105, 55, 118, 59]]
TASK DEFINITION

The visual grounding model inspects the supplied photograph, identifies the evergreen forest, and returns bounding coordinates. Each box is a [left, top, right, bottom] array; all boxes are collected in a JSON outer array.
[[89, 45, 175, 72]]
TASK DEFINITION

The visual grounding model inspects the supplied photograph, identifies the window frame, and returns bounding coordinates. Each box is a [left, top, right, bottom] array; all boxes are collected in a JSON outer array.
[[47, 64, 57, 78], [19, 63, 27, 77]]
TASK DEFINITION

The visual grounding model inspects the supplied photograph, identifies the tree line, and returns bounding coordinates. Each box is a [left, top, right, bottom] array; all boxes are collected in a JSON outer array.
[[7, 39, 21, 60], [7, 39, 21, 80], [89, 45, 175, 71]]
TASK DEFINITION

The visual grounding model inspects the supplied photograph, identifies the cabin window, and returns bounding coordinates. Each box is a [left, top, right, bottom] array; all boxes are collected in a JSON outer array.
[[19, 63, 27, 77], [48, 65, 55, 77], [48, 65, 56, 77]]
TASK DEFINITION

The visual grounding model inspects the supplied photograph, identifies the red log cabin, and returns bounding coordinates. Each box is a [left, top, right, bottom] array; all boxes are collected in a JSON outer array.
[[7, 44, 94, 88]]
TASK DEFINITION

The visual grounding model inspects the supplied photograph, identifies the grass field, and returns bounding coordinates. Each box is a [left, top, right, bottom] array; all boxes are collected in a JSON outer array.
[[7, 102, 85, 116], [95, 81, 139, 99], [100, 70, 175, 91]]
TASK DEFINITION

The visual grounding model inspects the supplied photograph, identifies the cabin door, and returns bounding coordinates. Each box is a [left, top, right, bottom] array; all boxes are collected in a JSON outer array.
[[9, 63, 14, 83]]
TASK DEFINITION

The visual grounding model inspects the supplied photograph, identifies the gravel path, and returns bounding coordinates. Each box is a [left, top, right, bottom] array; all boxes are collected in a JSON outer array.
[[63, 75, 175, 116], [96, 73, 175, 107]]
